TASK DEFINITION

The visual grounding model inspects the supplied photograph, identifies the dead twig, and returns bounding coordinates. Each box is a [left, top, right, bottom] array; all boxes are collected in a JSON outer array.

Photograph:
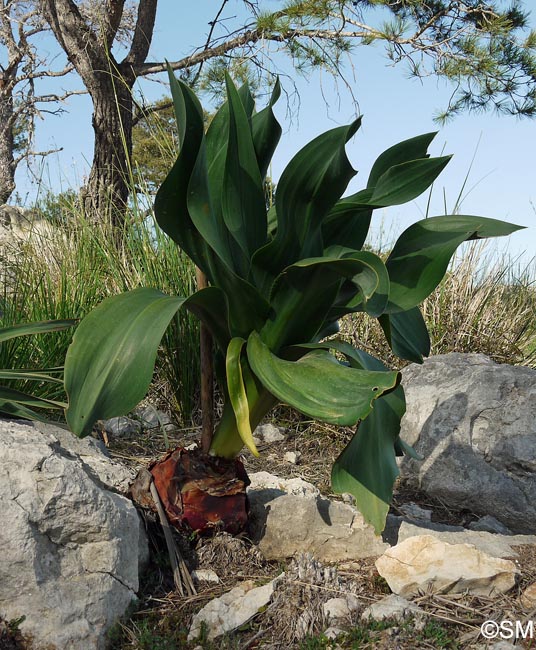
[[149, 480, 197, 597]]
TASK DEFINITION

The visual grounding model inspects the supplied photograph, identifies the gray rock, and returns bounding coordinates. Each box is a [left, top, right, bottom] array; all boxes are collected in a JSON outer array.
[[323, 626, 345, 640], [135, 405, 174, 431], [399, 354, 536, 533], [399, 502, 432, 522], [103, 416, 142, 437], [249, 491, 389, 562], [323, 595, 360, 621], [361, 594, 423, 621], [254, 422, 286, 443], [520, 582, 536, 609], [192, 569, 220, 584], [0, 419, 148, 650], [283, 450, 301, 464], [398, 521, 536, 558], [376, 534, 518, 597], [468, 515, 512, 535], [188, 577, 279, 641], [247, 471, 320, 500]]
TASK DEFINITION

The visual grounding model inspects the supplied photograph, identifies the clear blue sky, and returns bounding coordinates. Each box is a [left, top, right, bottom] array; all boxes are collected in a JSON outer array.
[[20, 1, 536, 267]]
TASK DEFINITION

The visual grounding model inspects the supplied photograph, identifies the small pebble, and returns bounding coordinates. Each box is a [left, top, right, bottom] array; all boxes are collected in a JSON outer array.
[[283, 451, 301, 464]]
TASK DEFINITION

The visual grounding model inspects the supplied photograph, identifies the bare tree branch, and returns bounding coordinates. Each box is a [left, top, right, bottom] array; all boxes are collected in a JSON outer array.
[[122, 0, 156, 67]]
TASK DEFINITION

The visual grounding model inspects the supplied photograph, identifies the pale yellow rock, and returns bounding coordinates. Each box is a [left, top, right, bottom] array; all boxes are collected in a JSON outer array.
[[520, 582, 536, 609], [375, 534, 518, 597]]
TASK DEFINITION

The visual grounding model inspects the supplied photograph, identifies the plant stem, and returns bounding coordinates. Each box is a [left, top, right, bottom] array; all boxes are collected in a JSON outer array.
[[196, 266, 214, 453]]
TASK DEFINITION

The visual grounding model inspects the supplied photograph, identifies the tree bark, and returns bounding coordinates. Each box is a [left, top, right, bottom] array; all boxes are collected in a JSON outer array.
[[0, 90, 16, 205], [80, 67, 134, 221], [40, 0, 157, 224]]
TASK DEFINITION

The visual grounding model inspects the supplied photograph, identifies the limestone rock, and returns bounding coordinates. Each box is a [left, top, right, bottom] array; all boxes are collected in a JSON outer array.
[[520, 582, 536, 609], [248, 471, 320, 499], [249, 491, 388, 562], [283, 450, 301, 464], [103, 416, 142, 437], [323, 595, 360, 621], [254, 422, 286, 443], [192, 569, 220, 584], [361, 594, 423, 621], [188, 578, 278, 641], [135, 405, 174, 431], [399, 502, 432, 522], [399, 353, 536, 534], [0, 419, 148, 650], [323, 626, 345, 640], [375, 535, 518, 597], [397, 521, 536, 559], [468, 515, 512, 535]]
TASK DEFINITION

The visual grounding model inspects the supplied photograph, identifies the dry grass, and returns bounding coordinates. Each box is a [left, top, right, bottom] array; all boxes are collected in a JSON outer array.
[[342, 241, 536, 371]]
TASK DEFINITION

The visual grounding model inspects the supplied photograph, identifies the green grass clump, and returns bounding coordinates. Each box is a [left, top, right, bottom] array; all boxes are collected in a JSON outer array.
[[0, 194, 199, 422]]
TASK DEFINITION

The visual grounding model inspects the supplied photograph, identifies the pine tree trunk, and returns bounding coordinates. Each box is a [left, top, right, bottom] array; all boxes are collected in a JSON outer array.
[[0, 91, 15, 205], [81, 73, 134, 225]]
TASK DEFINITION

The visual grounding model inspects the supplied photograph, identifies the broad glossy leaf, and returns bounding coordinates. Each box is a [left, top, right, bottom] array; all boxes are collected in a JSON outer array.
[[187, 137, 240, 271], [0, 320, 76, 343], [367, 132, 437, 188], [209, 255, 271, 338], [322, 201, 373, 251], [298, 344, 406, 533], [183, 287, 231, 352], [379, 307, 430, 364], [262, 247, 383, 350], [253, 118, 361, 287], [247, 331, 398, 425], [204, 81, 260, 199], [386, 215, 524, 311], [221, 75, 267, 259], [284, 248, 390, 317], [251, 79, 282, 179], [370, 156, 451, 207], [332, 383, 405, 534], [225, 337, 259, 456], [154, 70, 211, 275], [65, 288, 184, 437]]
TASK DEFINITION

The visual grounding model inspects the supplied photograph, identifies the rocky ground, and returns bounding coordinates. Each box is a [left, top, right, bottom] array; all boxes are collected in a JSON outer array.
[[99, 412, 536, 650]]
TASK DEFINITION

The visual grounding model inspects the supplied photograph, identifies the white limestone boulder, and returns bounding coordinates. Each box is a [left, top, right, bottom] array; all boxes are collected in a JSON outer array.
[[0, 419, 148, 650]]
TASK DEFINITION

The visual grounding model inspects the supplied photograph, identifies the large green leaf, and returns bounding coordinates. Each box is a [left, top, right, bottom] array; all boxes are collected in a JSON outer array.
[[253, 118, 361, 289], [247, 331, 398, 426], [225, 337, 259, 456], [251, 79, 282, 179], [209, 255, 271, 338], [291, 342, 406, 534], [0, 320, 76, 343], [221, 75, 267, 260], [386, 215, 524, 312], [283, 248, 390, 317], [261, 248, 385, 351], [183, 287, 231, 352], [331, 382, 405, 534], [370, 156, 451, 207], [379, 307, 430, 364], [187, 136, 240, 272], [322, 201, 373, 251], [154, 69, 211, 275], [65, 288, 184, 437], [367, 132, 437, 188]]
